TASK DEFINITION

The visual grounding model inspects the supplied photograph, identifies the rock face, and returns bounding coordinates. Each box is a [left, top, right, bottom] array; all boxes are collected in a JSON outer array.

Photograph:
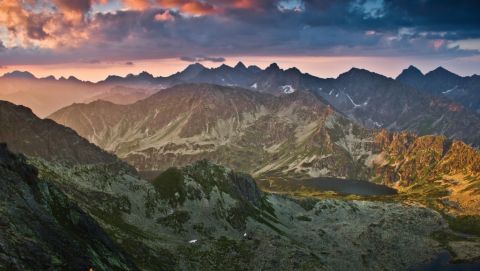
[[0, 143, 138, 271], [373, 130, 480, 214], [49, 84, 377, 179], [0, 100, 119, 165], [374, 130, 480, 184], [396, 66, 480, 114], [315, 68, 480, 146]]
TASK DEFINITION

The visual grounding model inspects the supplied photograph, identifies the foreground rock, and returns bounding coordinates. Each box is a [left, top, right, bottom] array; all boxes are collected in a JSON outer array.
[[31, 158, 448, 271], [0, 144, 138, 270]]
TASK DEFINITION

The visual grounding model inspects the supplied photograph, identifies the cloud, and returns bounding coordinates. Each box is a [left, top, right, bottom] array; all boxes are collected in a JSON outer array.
[[180, 56, 226, 62], [154, 10, 175, 21], [123, 0, 151, 11], [0, 0, 92, 48], [0, 0, 479, 66], [180, 1, 217, 15]]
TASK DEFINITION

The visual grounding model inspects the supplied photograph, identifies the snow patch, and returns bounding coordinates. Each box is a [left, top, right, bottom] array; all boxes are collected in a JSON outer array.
[[442, 85, 458, 94], [346, 94, 361, 107], [281, 85, 295, 94], [251, 83, 258, 89], [373, 122, 383, 128], [188, 239, 197, 244]]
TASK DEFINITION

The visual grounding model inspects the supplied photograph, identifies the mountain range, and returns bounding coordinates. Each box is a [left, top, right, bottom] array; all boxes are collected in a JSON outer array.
[[396, 65, 480, 113], [48, 83, 480, 215], [1, 64, 480, 270], [0, 99, 459, 270], [2, 63, 480, 146]]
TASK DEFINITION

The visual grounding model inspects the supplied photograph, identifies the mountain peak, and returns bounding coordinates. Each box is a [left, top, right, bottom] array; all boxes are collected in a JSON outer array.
[[234, 61, 247, 70], [340, 67, 373, 77], [396, 65, 424, 81], [265, 63, 281, 72], [406, 65, 423, 74], [247, 65, 262, 73], [185, 62, 205, 70], [217, 63, 232, 70], [67, 75, 81, 82], [285, 67, 301, 74], [426, 66, 461, 79], [42, 75, 56, 80], [138, 71, 154, 78], [433, 66, 448, 72], [2, 70, 36, 79]]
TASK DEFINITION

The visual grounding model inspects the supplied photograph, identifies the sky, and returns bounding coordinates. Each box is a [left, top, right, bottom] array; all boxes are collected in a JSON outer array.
[[0, 0, 479, 81]]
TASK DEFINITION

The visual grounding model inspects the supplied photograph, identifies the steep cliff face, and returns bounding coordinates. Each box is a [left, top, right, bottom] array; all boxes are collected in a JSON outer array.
[[0, 144, 138, 271], [50, 84, 376, 179], [372, 130, 480, 214], [374, 130, 480, 184]]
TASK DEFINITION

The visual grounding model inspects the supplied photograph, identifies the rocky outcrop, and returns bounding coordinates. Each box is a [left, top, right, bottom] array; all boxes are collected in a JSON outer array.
[[374, 129, 480, 186], [0, 143, 138, 270], [372, 129, 480, 214], [0, 100, 120, 165]]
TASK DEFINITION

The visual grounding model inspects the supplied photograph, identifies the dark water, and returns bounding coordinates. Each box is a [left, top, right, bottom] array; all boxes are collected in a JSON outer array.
[[409, 252, 480, 271], [144, 170, 397, 196]]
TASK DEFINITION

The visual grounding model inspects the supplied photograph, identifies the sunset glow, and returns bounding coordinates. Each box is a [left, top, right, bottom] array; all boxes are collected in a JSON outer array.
[[0, 0, 478, 81]]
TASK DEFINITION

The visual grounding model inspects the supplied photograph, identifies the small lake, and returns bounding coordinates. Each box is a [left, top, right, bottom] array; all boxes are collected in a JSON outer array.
[[143, 170, 397, 196], [260, 177, 397, 196]]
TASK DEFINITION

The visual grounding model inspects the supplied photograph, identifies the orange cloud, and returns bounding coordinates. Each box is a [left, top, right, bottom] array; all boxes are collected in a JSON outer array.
[[0, 0, 92, 48], [181, 1, 216, 15], [123, 0, 151, 11], [154, 10, 175, 21], [233, 0, 257, 9]]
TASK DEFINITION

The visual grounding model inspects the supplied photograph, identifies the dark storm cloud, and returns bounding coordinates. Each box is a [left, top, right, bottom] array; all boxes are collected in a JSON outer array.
[[0, 0, 479, 65]]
